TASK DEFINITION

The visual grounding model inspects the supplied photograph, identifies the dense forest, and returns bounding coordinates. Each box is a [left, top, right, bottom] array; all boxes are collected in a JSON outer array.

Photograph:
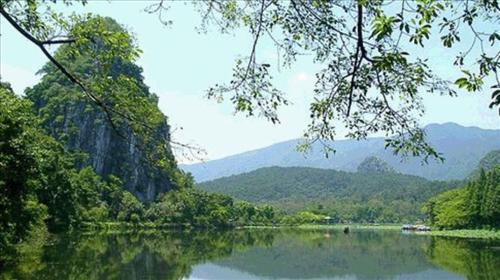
[[198, 154, 500, 225], [424, 167, 500, 229], [198, 161, 461, 223]]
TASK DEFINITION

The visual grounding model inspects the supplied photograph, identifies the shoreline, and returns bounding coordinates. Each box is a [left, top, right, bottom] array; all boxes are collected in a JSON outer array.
[[426, 229, 500, 239], [78, 222, 499, 240], [292, 225, 500, 239]]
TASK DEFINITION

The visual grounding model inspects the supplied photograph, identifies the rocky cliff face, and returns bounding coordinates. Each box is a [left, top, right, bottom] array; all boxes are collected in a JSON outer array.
[[28, 94, 174, 202], [25, 17, 177, 202], [357, 156, 395, 174], [26, 35, 178, 202], [76, 104, 172, 202]]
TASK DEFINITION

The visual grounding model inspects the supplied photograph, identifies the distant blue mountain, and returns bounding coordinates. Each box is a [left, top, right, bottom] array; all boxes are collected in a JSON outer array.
[[181, 123, 500, 182]]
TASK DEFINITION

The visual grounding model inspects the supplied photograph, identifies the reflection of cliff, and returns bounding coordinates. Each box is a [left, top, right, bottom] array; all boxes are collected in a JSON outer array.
[[214, 230, 436, 280], [426, 237, 500, 280]]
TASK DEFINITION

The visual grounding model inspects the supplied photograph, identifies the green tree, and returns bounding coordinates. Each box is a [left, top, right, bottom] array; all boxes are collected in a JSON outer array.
[[481, 167, 500, 226], [33, 139, 80, 230], [0, 82, 48, 253], [281, 211, 325, 225], [116, 192, 144, 222]]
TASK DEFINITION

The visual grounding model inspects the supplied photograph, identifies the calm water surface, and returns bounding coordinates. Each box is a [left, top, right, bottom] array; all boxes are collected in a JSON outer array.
[[1, 229, 499, 280]]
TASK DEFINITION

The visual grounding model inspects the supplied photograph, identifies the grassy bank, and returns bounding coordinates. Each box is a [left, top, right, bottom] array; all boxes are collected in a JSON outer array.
[[427, 229, 500, 239]]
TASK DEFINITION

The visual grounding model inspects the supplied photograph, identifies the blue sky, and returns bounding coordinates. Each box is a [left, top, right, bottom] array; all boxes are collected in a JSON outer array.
[[1, 1, 498, 163]]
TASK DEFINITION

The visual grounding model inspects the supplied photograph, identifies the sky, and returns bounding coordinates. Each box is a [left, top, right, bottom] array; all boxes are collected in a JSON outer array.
[[1, 1, 499, 163]]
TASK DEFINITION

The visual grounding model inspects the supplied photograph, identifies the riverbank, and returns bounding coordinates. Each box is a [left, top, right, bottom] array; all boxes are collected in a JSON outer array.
[[242, 224, 401, 230], [294, 225, 499, 239], [299, 225, 500, 239], [295, 224, 401, 230], [80, 222, 500, 240], [427, 229, 500, 239]]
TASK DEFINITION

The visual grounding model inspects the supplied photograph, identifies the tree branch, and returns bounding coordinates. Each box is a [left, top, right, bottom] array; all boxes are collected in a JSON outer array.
[[41, 39, 76, 45], [347, 2, 369, 117]]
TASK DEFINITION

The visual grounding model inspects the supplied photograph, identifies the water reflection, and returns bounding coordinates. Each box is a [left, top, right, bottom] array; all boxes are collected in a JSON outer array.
[[1, 229, 498, 280]]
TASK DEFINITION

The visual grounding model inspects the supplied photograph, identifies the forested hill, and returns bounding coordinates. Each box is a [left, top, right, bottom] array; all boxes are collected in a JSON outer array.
[[197, 165, 460, 222], [182, 123, 500, 182], [197, 166, 456, 203]]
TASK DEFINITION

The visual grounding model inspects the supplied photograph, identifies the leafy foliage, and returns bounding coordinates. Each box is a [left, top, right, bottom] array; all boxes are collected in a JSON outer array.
[[0, 82, 48, 255], [3, 0, 498, 163], [280, 211, 326, 225], [183, 0, 500, 159], [0, 1, 189, 167], [146, 188, 276, 227], [1, 79, 272, 261], [25, 16, 176, 172]]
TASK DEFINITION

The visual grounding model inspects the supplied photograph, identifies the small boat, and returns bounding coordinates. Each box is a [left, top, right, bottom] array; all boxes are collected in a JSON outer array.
[[401, 224, 431, 231], [416, 225, 431, 231], [401, 224, 416, 230]]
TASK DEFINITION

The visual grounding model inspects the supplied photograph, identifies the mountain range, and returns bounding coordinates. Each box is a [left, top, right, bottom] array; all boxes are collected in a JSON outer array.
[[181, 123, 500, 182]]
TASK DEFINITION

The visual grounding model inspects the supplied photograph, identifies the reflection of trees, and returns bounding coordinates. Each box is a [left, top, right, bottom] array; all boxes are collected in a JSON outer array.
[[426, 237, 500, 280], [1, 229, 499, 280], [0, 229, 276, 280], [0, 229, 48, 280]]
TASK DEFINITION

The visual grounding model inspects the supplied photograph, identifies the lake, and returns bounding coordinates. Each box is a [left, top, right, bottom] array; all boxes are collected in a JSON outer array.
[[1, 228, 499, 280]]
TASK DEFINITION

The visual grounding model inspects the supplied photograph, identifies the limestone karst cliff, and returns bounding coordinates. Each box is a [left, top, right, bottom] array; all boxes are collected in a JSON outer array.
[[25, 17, 178, 202], [31, 98, 174, 202], [357, 156, 395, 174]]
